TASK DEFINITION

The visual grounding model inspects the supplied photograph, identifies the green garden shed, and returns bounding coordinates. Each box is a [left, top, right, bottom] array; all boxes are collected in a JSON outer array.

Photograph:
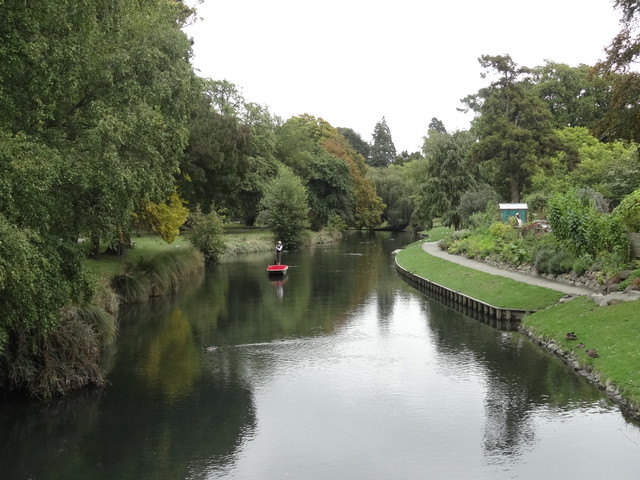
[[499, 203, 528, 224]]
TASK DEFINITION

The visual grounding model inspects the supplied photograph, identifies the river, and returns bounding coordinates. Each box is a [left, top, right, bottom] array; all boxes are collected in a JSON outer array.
[[1, 231, 639, 479]]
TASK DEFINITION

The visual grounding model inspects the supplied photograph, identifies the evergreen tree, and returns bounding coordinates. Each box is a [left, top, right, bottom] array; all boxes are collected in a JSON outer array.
[[369, 117, 397, 167], [462, 55, 559, 202], [428, 117, 447, 135]]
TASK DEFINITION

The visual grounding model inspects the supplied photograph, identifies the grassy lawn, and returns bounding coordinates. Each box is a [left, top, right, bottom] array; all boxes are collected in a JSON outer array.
[[396, 240, 564, 310], [420, 225, 454, 242], [84, 236, 194, 279], [523, 296, 640, 406]]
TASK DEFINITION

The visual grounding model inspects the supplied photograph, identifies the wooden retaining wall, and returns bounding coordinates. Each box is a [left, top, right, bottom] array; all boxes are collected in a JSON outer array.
[[395, 259, 535, 331]]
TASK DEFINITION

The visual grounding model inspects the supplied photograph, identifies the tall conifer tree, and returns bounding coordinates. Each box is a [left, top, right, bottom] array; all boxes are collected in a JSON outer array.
[[369, 117, 396, 167]]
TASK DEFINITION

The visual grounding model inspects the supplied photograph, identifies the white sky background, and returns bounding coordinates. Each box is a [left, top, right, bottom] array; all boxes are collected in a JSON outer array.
[[184, 0, 622, 154]]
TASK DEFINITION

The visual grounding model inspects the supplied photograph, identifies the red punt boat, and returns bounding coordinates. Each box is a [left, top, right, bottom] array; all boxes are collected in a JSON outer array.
[[267, 264, 288, 275]]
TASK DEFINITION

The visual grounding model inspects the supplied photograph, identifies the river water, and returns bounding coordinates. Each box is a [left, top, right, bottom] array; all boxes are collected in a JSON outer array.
[[1, 231, 640, 479]]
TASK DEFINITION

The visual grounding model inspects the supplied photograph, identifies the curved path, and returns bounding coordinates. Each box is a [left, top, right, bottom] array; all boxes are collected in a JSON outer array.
[[421, 241, 594, 297]]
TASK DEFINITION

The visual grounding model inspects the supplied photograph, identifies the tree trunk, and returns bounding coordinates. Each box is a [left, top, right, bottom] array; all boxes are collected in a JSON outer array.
[[90, 232, 100, 260], [510, 177, 520, 203]]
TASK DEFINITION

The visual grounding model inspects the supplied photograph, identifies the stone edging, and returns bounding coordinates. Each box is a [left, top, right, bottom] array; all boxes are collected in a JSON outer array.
[[519, 325, 640, 422]]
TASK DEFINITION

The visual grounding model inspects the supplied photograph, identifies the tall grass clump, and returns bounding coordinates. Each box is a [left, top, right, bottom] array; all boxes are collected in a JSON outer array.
[[74, 304, 118, 346], [110, 247, 204, 304]]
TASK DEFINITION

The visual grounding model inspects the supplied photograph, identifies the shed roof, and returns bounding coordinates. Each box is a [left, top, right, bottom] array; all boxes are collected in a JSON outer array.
[[499, 203, 528, 209]]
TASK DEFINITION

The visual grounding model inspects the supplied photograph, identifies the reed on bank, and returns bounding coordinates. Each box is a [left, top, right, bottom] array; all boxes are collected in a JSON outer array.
[[110, 247, 204, 304]]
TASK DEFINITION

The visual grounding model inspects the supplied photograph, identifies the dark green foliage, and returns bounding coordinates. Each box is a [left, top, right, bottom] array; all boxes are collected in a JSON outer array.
[[337, 127, 370, 160], [369, 117, 396, 167], [0, 215, 75, 355], [180, 91, 251, 214], [185, 206, 227, 264], [414, 130, 476, 230], [458, 185, 500, 228], [306, 150, 355, 230], [0, 312, 104, 399], [531, 62, 611, 130], [522, 191, 549, 219], [464, 55, 560, 202], [367, 167, 414, 230], [572, 256, 593, 276], [428, 117, 447, 134]]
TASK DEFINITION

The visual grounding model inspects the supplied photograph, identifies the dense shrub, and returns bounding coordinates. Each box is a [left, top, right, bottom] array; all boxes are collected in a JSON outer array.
[[614, 187, 640, 232], [458, 186, 499, 228], [572, 255, 593, 276], [257, 166, 310, 249], [617, 270, 640, 291], [185, 206, 227, 264], [548, 189, 630, 258], [549, 250, 576, 275], [468, 202, 501, 231], [0, 312, 104, 398]]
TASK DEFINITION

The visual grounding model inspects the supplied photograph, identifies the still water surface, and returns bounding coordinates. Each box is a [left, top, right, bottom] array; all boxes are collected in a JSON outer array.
[[2, 232, 640, 479]]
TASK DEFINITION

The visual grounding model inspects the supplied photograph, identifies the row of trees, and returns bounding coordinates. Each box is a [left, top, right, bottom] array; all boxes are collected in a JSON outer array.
[[367, 49, 640, 232], [177, 80, 386, 246], [0, 1, 390, 396], [1, 0, 203, 396]]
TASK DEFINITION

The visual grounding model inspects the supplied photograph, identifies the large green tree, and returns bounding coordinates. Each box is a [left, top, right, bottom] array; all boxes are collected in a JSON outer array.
[[0, 0, 199, 254], [413, 130, 476, 230], [463, 55, 559, 202], [367, 166, 415, 230], [180, 85, 251, 215], [369, 117, 397, 167], [257, 166, 310, 248]]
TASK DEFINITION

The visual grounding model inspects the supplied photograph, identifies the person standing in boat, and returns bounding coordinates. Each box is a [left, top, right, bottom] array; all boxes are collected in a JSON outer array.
[[275, 240, 283, 265]]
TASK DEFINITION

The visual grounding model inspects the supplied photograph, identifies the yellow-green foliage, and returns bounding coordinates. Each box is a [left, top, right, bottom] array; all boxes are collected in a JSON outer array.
[[145, 188, 189, 243]]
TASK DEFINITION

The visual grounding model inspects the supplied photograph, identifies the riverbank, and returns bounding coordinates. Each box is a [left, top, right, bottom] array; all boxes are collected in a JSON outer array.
[[396, 239, 640, 422]]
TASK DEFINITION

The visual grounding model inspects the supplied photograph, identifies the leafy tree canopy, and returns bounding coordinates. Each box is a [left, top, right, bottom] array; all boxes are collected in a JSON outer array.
[[257, 166, 310, 248], [530, 62, 611, 130], [414, 130, 476, 230], [337, 127, 371, 160], [463, 54, 560, 202]]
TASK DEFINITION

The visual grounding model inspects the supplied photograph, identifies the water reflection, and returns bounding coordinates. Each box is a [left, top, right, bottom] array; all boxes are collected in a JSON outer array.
[[1, 232, 639, 479]]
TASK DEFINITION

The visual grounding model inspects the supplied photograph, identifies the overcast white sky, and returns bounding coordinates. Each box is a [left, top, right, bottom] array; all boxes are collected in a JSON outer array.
[[184, 0, 622, 153]]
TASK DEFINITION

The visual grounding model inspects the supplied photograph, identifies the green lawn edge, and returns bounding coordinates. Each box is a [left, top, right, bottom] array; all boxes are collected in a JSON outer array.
[[522, 297, 640, 408], [396, 240, 564, 310]]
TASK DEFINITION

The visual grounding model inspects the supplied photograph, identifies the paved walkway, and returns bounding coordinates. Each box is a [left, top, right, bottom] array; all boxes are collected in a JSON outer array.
[[421, 241, 594, 296]]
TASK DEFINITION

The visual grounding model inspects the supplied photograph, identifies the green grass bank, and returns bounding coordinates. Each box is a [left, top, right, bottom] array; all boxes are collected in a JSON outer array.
[[396, 237, 640, 419], [396, 241, 564, 310]]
